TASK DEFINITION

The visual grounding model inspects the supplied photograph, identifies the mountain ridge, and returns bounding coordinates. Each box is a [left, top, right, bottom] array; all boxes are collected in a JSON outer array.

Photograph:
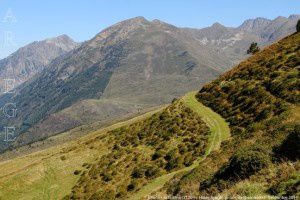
[[0, 15, 298, 152], [0, 34, 78, 88]]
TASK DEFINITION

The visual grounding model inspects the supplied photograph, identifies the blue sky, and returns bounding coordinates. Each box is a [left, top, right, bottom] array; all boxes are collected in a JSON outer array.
[[0, 0, 299, 59]]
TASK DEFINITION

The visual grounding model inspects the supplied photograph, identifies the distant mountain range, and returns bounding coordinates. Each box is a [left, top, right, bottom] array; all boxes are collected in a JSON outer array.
[[0, 14, 298, 151], [0, 35, 78, 87], [185, 14, 300, 64]]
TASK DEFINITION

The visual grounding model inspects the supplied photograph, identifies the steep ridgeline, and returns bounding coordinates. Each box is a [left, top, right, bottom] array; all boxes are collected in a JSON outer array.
[[0, 15, 298, 152], [157, 32, 300, 197], [0, 35, 78, 87], [65, 101, 210, 199], [185, 14, 300, 65]]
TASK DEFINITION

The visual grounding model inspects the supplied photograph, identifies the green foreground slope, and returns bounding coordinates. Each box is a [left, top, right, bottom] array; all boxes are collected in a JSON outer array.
[[67, 99, 214, 199], [157, 32, 300, 198], [0, 107, 165, 200], [0, 90, 230, 200], [128, 92, 230, 200]]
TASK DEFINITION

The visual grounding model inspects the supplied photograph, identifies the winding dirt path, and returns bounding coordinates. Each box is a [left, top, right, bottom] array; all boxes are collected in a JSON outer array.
[[128, 91, 230, 200]]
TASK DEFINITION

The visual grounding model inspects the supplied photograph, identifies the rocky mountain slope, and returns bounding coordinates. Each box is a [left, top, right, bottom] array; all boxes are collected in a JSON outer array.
[[0, 17, 228, 150], [0, 35, 78, 88], [185, 14, 300, 64], [0, 15, 298, 152]]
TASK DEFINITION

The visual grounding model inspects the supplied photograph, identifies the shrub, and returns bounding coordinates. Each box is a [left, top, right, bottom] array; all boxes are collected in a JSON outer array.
[[152, 149, 166, 160], [165, 156, 184, 171], [269, 172, 300, 197], [60, 155, 67, 161], [131, 166, 145, 179], [82, 162, 90, 168], [145, 165, 160, 178], [217, 146, 270, 180], [116, 184, 127, 198], [274, 124, 300, 161], [102, 171, 113, 182], [127, 180, 141, 192], [178, 143, 188, 154], [247, 42, 260, 54], [183, 152, 194, 166], [164, 149, 178, 161], [74, 170, 81, 175]]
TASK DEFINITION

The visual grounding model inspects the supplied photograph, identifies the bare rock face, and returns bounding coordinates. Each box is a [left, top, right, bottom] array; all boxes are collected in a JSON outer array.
[[238, 17, 271, 32], [0, 34, 78, 87]]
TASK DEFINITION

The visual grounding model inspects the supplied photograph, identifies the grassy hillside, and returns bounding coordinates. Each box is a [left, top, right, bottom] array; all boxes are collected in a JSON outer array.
[[156, 32, 300, 198], [128, 92, 230, 200], [0, 91, 229, 200], [0, 106, 165, 200], [66, 100, 212, 199], [0, 94, 225, 200]]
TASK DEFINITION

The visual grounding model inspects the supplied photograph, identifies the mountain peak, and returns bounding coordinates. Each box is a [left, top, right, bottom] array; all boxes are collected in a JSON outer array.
[[46, 34, 75, 44], [43, 34, 77, 51], [211, 22, 224, 28], [92, 16, 150, 44], [152, 19, 164, 24], [55, 34, 73, 41], [119, 16, 148, 25], [238, 17, 271, 31], [288, 14, 300, 20], [274, 16, 287, 20], [0, 34, 78, 87]]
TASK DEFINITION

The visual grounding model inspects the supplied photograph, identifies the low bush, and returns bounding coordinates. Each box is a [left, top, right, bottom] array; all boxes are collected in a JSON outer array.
[[274, 124, 300, 161], [269, 172, 300, 197], [74, 170, 82, 175], [60, 155, 67, 161], [217, 146, 271, 180]]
